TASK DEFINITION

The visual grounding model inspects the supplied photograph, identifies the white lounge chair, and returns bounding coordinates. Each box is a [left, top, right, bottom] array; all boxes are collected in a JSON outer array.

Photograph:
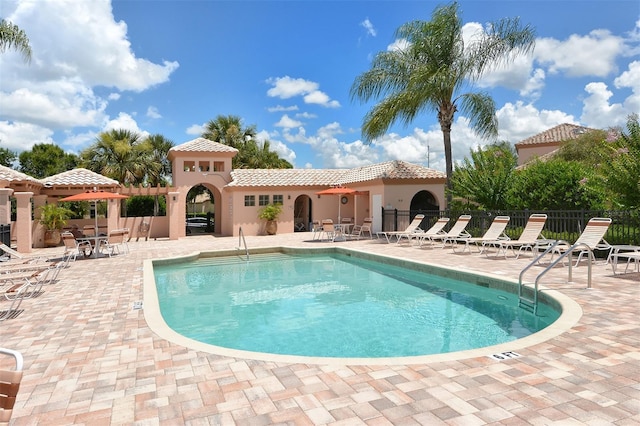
[[452, 216, 510, 253], [414, 217, 451, 246], [549, 217, 612, 266], [377, 214, 425, 243], [484, 214, 548, 258], [421, 215, 472, 248]]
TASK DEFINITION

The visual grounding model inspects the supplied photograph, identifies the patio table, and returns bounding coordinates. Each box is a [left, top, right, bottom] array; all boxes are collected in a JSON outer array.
[[76, 236, 108, 259]]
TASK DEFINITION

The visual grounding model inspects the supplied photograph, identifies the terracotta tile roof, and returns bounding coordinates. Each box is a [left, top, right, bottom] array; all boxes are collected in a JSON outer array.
[[229, 168, 347, 187], [337, 160, 446, 183], [0, 165, 42, 184], [515, 123, 598, 147], [41, 168, 120, 186], [169, 137, 239, 154], [228, 160, 445, 188]]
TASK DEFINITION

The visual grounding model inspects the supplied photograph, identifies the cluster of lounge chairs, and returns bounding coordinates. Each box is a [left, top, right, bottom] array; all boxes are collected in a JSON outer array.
[[376, 213, 624, 270]]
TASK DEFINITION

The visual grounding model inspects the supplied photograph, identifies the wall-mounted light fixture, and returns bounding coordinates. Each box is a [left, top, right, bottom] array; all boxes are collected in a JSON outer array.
[[287, 195, 291, 200]]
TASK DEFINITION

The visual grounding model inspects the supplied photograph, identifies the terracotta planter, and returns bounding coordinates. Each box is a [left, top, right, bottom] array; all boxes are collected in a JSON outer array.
[[44, 229, 61, 247], [265, 220, 277, 235]]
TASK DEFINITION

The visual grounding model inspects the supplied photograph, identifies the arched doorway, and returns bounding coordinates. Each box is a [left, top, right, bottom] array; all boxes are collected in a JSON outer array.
[[294, 195, 312, 232], [410, 190, 439, 212], [185, 184, 218, 235]]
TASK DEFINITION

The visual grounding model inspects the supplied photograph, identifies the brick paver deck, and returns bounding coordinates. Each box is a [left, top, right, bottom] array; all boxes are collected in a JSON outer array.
[[1, 233, 638, 425]]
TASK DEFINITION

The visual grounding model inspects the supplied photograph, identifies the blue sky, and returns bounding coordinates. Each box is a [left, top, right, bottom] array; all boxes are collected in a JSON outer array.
[[1, 0, 638, 173]]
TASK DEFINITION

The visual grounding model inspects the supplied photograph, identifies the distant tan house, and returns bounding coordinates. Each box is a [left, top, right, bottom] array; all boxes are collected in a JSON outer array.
[[515, 123, 598, 166]]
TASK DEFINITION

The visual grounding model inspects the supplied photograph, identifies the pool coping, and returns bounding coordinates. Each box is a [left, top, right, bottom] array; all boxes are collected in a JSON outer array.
[[143, 246, 583, 366]]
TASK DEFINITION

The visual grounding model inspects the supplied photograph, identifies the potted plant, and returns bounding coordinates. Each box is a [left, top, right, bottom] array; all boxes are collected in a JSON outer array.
[[39, 203, 73, 246], [258, 203, 283, 235]]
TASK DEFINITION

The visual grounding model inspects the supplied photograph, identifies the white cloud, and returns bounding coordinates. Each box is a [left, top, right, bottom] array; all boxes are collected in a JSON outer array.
[[496, 101, 576, 143], [267, 76, 318, 99], [275, 114, 303, 129], [267, 105, 299, 113], [266, 76, 340, 108], [361, 18, 377, 37], [103, 112, 149, 139], [0, 121, 55, 152], [146, 106, 162, 119], [535, 30, 624, 77], [580, 82, 628, 128], [186, 124, 205, 136], [0, 0, 178, 151]]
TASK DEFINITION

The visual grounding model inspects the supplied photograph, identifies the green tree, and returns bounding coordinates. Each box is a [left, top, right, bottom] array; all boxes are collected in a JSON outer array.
[[449, 142, 517, 210], [202, 115, 291, 169], [556, 129, 609, 167], [602, 114, 640, 209], [0, 146, 17, 167], [202, 115, 256, 150], [145, 134, 174, 215], [18, 143, 79, 178], [235, 139, 293, 169], [350, 2, 535, 205], [80, 129, 155, 185], [507, 159, 606, 210], [146, 134, 174, 186], [0, 19, 32, 62]]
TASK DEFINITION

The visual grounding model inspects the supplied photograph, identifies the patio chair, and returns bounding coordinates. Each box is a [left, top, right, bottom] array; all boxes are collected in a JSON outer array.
[[549, 217, 612, 266], [484, 214, 548, 258], [61, 232, 92, 261], [82, 225, 96, 237], [0, 347, 23, 424], [320, 219, 336, 241], [421, 215, 472, 248], [311, 220, 323, 240], [347, 218, 373, 240], [99, 230, 126, 257], [377, 214, 425, 243], [451, 216, 510, 253]]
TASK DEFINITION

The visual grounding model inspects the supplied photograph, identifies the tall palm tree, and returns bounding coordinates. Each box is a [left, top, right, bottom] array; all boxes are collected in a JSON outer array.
[[80, 129, 152, 186], [0, 19, 32, 62], [350, 2, 535, 205]]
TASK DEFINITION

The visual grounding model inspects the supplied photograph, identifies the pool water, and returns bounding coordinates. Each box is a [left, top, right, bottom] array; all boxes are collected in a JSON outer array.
[[153, 252, 559, 358]]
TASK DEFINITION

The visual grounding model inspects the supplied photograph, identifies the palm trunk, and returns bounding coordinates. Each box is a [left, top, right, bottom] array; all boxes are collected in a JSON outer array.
[[439, 104, 456, 208]]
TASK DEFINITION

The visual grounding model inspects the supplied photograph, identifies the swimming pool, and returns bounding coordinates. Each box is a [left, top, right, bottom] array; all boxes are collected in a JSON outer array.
[[146, 248, 572, 364]]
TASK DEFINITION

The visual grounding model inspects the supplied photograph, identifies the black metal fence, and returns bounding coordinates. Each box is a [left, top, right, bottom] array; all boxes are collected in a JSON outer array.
[[381, 208, 640, 245]]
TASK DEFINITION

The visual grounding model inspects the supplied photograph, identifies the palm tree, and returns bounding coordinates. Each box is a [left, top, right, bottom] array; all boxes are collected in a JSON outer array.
[[80, 129, 152, 185], [202, 115, 257, 150], [146, 134, 174, 215], [0, 19, 32, 62], [350, 1, 535, 205], [202, 115, 291, 169]]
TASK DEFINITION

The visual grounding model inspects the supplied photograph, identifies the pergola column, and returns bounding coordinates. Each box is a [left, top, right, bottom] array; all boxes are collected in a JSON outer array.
[[14, 192, 34, 253], [168, 191, 181, 240], [0, 188, 14, 225]]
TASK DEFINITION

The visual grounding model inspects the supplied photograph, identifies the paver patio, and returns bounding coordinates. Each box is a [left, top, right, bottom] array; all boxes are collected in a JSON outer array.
[[1, 233, 638, 425]]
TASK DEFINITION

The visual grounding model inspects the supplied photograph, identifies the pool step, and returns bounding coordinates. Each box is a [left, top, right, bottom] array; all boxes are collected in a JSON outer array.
[[196, 252, 294, 267]]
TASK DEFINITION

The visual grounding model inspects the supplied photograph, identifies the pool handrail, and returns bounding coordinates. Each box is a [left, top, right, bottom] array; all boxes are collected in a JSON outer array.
[[238, 227, 249, 261]]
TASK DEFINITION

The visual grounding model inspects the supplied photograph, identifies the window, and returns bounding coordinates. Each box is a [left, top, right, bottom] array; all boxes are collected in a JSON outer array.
[[213, 161, 225, 172], [244, 195, 255, 206], [273, 195, 283, 205], [259, 195, 270, 206]]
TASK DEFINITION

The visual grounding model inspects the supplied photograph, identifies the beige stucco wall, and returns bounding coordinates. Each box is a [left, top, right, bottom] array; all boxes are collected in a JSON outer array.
[[516, 143, 559, 165]]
